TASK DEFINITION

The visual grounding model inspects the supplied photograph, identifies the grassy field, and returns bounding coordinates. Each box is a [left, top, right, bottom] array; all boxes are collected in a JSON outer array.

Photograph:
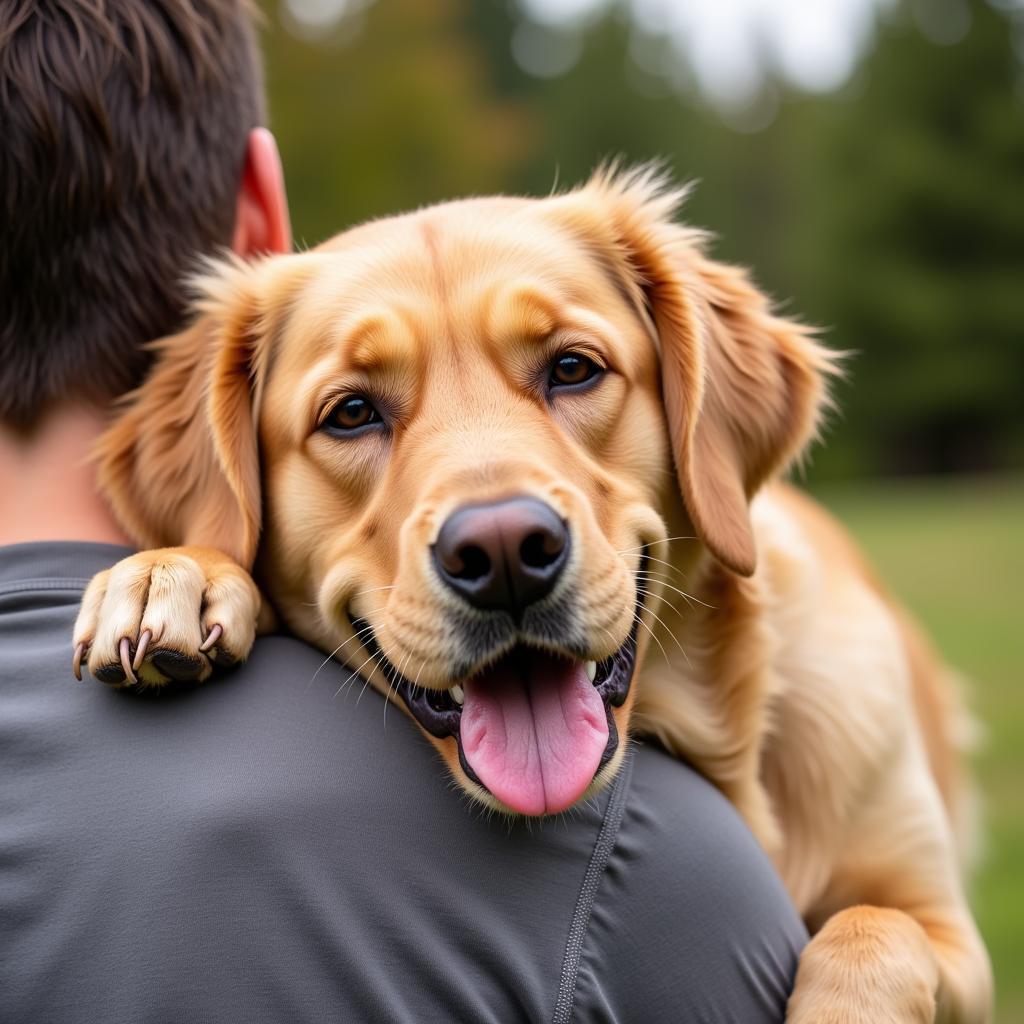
[[813, 477, 1023, 1023]]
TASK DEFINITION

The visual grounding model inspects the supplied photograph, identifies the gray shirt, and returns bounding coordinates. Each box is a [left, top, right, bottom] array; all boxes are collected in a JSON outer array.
[[0, 541, 806, 1023]]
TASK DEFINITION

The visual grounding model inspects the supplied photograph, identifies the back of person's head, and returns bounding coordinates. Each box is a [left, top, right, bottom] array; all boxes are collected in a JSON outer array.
[[0, 0, 265, 432]]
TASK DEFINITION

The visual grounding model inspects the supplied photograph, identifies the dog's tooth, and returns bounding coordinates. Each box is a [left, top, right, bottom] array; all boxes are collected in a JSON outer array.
[[585, 661, 597, 683], [450, 684, 465, 706]]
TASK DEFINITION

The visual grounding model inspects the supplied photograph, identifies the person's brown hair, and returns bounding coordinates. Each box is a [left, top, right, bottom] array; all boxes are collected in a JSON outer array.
[[0, 0, 265, 431]]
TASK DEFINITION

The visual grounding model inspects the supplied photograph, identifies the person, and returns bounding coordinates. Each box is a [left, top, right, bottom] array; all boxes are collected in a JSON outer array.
[[0, 2, 807, 1021]]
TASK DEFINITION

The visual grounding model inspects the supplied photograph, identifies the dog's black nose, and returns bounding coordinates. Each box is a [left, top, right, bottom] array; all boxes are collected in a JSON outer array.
[[433, 497, 569, 615]]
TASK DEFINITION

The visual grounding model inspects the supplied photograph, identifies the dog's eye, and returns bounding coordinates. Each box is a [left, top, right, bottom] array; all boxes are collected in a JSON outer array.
[[324, 396, 381, 434], [550, 353, 601, 389]]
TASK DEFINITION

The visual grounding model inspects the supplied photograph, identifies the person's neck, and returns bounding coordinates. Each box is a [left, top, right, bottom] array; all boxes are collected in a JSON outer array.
[[0, 405, 133, 548]]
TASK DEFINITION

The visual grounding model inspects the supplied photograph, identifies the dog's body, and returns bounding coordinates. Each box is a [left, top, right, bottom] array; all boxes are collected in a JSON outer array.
[[73, 169, 992, 1021]]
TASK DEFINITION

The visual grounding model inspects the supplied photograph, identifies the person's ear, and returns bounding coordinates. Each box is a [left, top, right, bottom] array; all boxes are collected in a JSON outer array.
[[232, 127, 292, 257]]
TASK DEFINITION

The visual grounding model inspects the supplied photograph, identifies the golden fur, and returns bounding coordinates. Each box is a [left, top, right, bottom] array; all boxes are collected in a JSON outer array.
[[74, 167, 992, 1022]]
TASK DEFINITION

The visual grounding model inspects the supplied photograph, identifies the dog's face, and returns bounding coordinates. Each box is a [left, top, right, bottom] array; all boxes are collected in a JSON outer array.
[[255, 199, 673, 814], [103, 168, 833, 815]]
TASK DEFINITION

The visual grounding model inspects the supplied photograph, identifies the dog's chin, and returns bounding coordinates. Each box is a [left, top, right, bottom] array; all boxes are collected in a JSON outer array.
[[350, 614, 640, 817]]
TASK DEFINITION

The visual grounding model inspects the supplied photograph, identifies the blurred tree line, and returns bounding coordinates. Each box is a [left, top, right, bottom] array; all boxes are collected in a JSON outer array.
[[262, 0, 1023, 481]]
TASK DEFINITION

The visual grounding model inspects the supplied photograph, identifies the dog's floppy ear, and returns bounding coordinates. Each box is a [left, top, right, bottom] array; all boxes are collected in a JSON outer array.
[[96, 254, 308, 568], [558, 165, 840, 576]]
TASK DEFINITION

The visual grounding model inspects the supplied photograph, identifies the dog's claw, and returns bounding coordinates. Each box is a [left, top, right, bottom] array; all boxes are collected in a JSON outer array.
[[200, 623, 223, 653], [72, 642, 87, 681], [119, 637, 137, 685], [133, 629, 152, 671]]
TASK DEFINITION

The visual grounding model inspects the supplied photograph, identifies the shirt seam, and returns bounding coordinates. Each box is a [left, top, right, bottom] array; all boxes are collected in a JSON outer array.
[[550, 746, 634, 1024], [0, 579, 90, 597]]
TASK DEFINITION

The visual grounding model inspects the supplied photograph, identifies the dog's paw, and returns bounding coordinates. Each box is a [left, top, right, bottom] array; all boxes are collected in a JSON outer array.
[[786, 906, 939, 1024], [72, 547, 261, 688]]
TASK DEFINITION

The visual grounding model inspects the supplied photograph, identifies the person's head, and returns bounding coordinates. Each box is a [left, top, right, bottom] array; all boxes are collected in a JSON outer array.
[[0, 0, 290, 434]]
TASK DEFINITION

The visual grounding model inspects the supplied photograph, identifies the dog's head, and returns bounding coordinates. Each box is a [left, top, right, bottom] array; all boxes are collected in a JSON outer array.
[[100, 167, 835, 815]]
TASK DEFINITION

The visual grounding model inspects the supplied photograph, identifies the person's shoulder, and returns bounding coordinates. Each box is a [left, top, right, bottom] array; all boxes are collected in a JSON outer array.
[[565, 741, 807, 1023], [227, 640, 805, 1022], [617, 741, 796, 905], [214, 631, 435, 763], [627, 740, 768, 856]]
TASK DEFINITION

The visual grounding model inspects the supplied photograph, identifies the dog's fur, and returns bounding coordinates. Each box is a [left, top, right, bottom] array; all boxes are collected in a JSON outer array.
[[74, 168, 992, 1022]]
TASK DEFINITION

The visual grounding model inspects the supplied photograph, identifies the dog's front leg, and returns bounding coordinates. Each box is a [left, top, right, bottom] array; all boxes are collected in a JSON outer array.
[[784, 746, 992, 1023], [787, 905, 939, 1023], [787, 899, 994, 1023]]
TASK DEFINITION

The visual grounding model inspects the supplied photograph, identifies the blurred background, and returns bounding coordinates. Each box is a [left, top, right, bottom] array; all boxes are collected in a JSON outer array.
[[258, 0, 1022, 1015]]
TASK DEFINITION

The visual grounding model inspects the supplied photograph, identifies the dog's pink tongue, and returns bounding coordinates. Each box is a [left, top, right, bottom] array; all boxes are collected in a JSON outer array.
[[460, 652, 608, 816]]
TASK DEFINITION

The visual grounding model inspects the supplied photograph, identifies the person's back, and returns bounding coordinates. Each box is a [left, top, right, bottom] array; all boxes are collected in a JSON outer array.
[[0, 3, 805, 1020], [1, 540, 805, 1022]]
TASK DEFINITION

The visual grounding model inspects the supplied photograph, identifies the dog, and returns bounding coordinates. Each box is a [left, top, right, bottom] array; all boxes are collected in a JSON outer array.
[[72, 167, 992, 1022]]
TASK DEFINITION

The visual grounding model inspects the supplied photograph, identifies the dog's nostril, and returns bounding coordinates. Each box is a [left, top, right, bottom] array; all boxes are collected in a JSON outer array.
[[453, 544, 491, 581], [520, 529, 564, 570]]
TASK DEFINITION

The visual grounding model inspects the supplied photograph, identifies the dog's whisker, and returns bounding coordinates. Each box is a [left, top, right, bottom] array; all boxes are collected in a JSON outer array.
[[633, 566, 689, 582], [333, 671, 363, 701], [334, 672, 363, 701], [385, 645, 418, 727], [348, 674, 373, 703], [632, 568, 690, 599], [335, 647, 381, 699], [616, 536, 699, 554], [408, 651, 428, 705], [633, 610, 672, 667], [633, 585, 685, 621], [634, 585, 685, 621], [351, 584, 396, 601], [620, 552, 691, 582], [339, 634, 395, 700], [310, 623, 375, 688], [634, 573, 715, 612], [633, 594, 690, 663], [617, 553, 684, 576], [357, 632, 408, 711], [636, 550, 696, 574], [633, 581, 687, 608], [593, 622, 624, 659], [634, 570, 716, 610], [349, 647, 390, 702], [313, 647, 349, 688]]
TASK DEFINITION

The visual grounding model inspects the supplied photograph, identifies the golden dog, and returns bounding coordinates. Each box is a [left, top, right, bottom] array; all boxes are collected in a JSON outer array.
[[73, 167, 992, 1022]]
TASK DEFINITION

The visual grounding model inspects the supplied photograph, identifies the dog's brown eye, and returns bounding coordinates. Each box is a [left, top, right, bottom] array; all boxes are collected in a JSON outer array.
[[325, 396, 380, 433], [550, 353, 600, 389]]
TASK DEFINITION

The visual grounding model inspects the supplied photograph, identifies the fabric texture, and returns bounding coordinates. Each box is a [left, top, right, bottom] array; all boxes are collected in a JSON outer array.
[[0, 541, 806, 1023]]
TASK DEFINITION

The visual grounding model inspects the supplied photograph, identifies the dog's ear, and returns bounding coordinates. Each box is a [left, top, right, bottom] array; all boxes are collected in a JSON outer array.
[[556, 165, 840, 576], [96, 254, 309, 568]]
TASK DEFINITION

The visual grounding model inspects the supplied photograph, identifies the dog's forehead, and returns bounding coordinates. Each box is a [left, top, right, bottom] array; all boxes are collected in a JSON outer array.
[[300, 197, 622, 322]]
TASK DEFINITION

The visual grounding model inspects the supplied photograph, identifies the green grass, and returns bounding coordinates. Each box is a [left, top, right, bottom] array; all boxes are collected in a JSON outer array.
[[813, 476, 1024, 1023]]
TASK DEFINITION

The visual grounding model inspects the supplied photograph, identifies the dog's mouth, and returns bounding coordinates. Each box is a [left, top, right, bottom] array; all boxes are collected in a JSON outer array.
[[348, 557, 645, 817]]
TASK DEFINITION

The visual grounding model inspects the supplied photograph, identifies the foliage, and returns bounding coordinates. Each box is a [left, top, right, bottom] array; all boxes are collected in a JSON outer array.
[[265, 0, 532, 245]]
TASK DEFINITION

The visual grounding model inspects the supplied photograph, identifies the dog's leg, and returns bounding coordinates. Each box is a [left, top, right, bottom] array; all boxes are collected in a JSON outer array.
[[73, 546, 264, 687], [786, 901, 992, 1024], [784, 734, 993, 1024], [787, 905, 938, 1024]]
